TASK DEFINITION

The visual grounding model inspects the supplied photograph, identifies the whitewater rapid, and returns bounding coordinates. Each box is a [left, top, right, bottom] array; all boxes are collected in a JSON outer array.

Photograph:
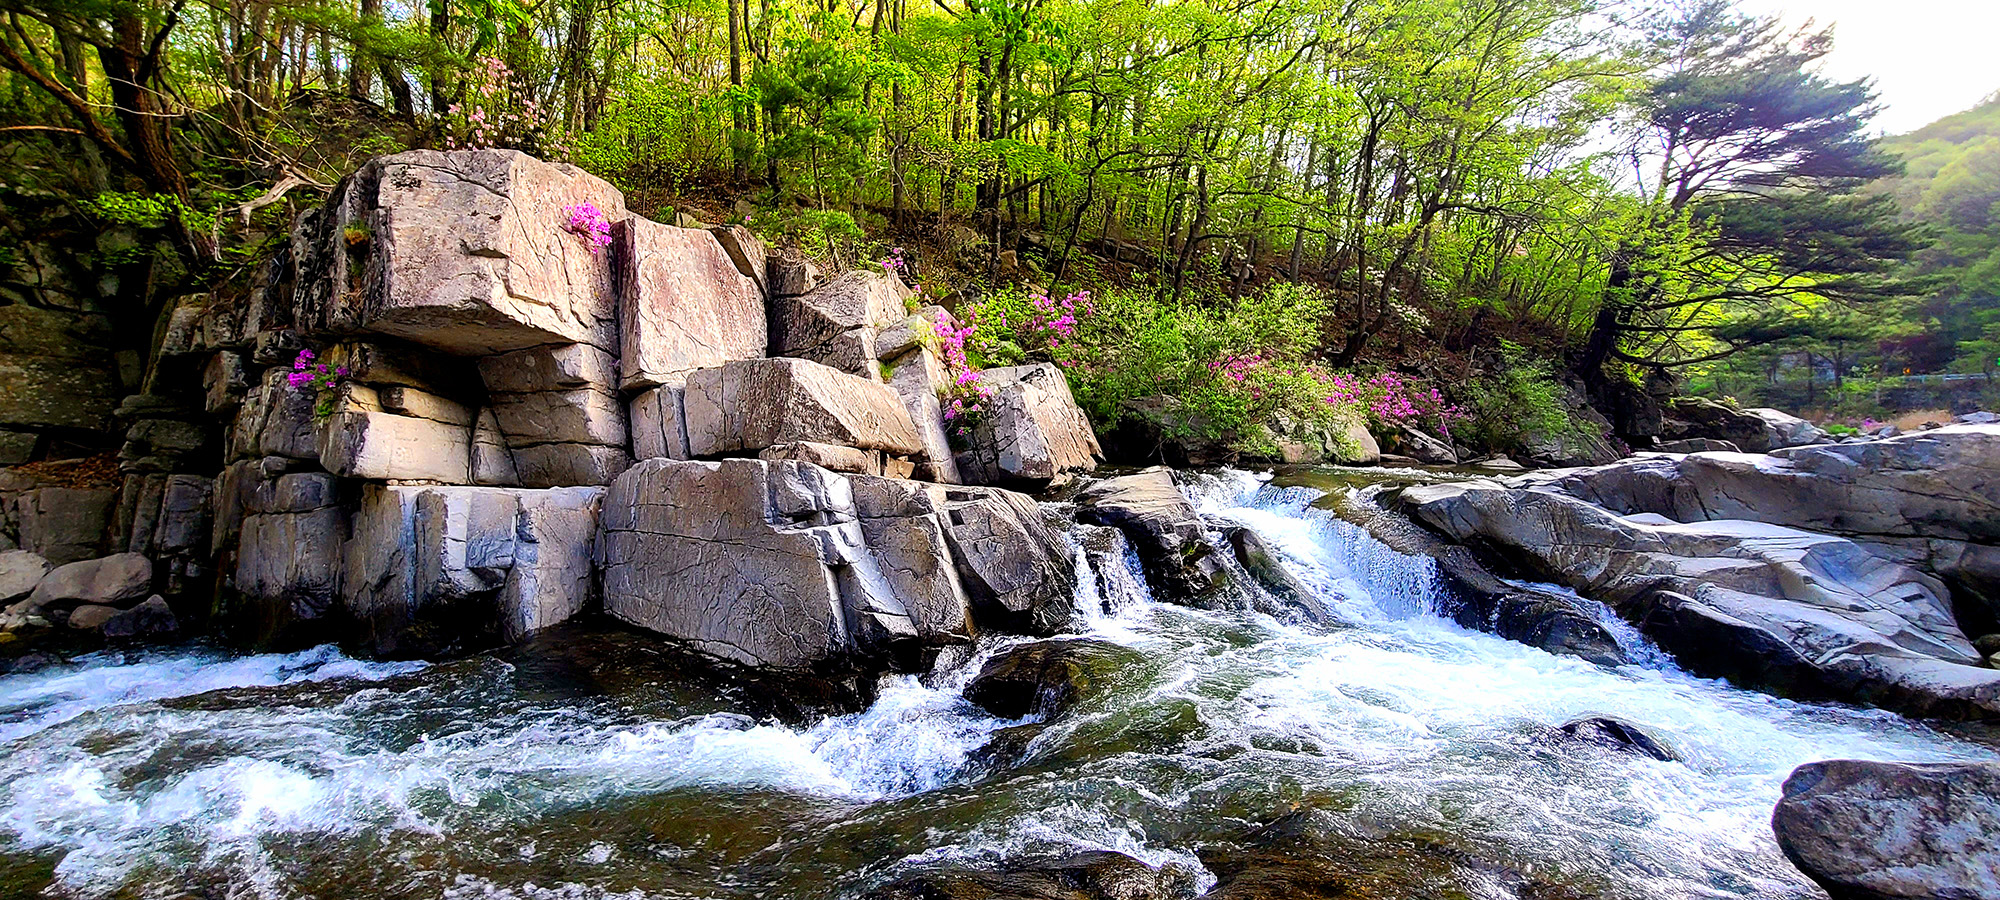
[[0, 468, 1992, 899]]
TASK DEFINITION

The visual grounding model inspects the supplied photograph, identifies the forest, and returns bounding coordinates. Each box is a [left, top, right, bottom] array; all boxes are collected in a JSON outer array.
[[0, 0, 1993, 460]]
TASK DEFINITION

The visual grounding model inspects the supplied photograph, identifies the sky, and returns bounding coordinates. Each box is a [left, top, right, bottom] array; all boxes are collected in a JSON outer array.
[[1736, 0, 2000, 136]]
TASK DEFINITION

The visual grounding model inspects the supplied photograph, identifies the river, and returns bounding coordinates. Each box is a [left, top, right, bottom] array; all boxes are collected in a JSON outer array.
[[1, 467, 1993, 899]]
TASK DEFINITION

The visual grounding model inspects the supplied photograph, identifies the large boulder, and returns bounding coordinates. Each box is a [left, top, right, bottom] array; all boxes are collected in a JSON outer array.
[[599, 458, 951, 671], [884, 346, 963, 483], [768, 270, 910, 379], [614, 218, 766, 390], [682, 357, 924, 458], [1745, 407, 1828, 449], [1075, 468, 1227, 601], [1773, 759, 2000, 900], [341, 483, 603, 656], [0, 549, 50, 603], [962, 638, 1143, 720], [1660, 397, 1779, 452], [957, 363, 1102, 490], [298, 149, 625, 355], [3, 552, 152, 628], [1404, 481, 2000, 718], [926, 482, 1078, 636], [1532, 426, 2000, 620]]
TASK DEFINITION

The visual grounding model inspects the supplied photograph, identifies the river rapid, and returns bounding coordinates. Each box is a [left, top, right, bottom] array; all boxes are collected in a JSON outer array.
[[1, 467, 1994, 899]]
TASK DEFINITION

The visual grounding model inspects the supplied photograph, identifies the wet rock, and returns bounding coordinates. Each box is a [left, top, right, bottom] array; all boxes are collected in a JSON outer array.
[[1533, 426, 2000, 626], [1076, 468, 1227, 601], [233, 472, 346, 640], [963, 639, 1143, 720], [958, 363, 1103, 490], [342, 483, 604, 656], [1225, 527, 1335, 625], [930, 484, 1078, 636], [614, 218, 766, 390], [1772, 759, 2000, 900], [599, 458, 932, 671], [305, 149, 624, 355], [1405, 481, 2000, 718], [682, 357, 925, 458], [1551, 716, 1678, 762], [1195, 809, 1580, 900], [863, 851, 1200, 900], [102, 595, 179, 639], [768, 269, 910, 379], [0, 550, 50, 603]]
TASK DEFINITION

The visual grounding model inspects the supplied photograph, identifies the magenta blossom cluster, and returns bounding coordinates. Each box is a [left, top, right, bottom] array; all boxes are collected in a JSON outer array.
[[1209, 352, 1269, 384], [932, 311, 992, 439], [562, 203, 612, 253], [880, 247, 907, 275], [1027, 289, 1085, 342], [1325, 371, 1467, 439], [286, 349, 349, 417]]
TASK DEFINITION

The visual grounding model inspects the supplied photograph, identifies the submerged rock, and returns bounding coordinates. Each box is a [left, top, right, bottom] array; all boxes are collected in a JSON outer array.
[[1076, 468, 1228, 601], [1772, 759, 2000, 900], [1225, 527, 1335, 625], [863, 851, 1201, 900], [963, 638, 1143, 720], [1551, 716, 1678, 762]]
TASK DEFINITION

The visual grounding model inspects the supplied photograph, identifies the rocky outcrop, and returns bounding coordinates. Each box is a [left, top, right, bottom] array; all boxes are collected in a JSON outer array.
[[1, 551, 152, 629], [1075, 468, 1227, 601], [1660, 397, 1781, 451], [1550, 716, 1678, 762], [1405, 480, 2000, 718], [601, 458, 961, 670], [614, 217, 766, 390], [1772, 759, 2000, 900], [0, 148, 1109, 666], [683, 357, 925, 459], [599, 458, 1076, 671], [1529, 426, 2000, 622], [299, 149, 625, 355], [342, 483, 603, 656], [958, 363, 1102, 489], [768, 270, 911, 379]]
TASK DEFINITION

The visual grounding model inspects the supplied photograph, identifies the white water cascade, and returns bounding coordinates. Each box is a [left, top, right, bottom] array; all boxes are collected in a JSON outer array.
[[0, 468, 1992, 899]]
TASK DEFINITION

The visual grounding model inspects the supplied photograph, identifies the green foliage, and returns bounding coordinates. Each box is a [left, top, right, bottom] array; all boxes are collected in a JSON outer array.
[[1455, 342, 1584, 452]]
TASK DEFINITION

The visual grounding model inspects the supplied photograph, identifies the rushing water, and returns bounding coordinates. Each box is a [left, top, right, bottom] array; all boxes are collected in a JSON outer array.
[[2, 468, 1995, 899]]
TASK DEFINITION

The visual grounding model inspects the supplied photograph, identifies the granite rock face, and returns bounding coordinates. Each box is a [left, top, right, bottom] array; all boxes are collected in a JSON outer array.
[[957, 363, 1102, 490], [1773, 759, 2000, 900], [599, 459, 1072, 670], [1404, 480, 2000, 718], [615, 218, 766, 390], [342, 483, 603, 656], [682, 357, 924, 458], [303, 149, 626, 355], [768, 270, 911, 379]]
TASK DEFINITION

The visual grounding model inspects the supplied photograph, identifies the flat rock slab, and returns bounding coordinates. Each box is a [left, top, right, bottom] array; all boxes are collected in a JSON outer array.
[[683, 357, 924, 458]]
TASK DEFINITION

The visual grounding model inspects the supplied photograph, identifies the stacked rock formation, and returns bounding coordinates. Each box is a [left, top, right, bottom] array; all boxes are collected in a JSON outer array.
[[0, 149, 1103, 668]]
